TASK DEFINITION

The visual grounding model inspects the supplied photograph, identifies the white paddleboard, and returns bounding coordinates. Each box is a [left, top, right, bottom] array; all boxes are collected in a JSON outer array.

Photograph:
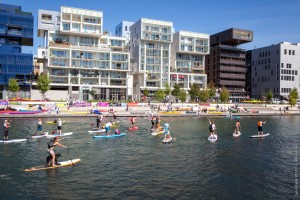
[[162, 137, 173, 143], [88, 129, 106, 134], [0, 139, 27, 143], [32, 132, 49, 138], [24, 159, 81, 172], [208, 134, 218, 142], [250, 133, 270, 138], [46, 132, 73, 138], [233, 131, 241, 137]]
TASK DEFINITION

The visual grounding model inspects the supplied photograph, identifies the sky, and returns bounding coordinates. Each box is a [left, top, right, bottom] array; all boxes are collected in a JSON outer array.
[[3, 0, 300, 55]]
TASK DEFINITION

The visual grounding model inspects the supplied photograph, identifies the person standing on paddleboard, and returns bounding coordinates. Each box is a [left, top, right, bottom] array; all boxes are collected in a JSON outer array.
[[113, 111, 117, 122], [257, 120, 266, 135], [105, 121, 112, 135], [163, 122, 170, 139], [47, 137, 67, 167], [209, 120, 216, 138], [3, 119, 11, 141], [37, 118, 43, 135], [96, 115, 101, 130], [235, 120, 240, 134], [130, 117, 136, 128], [57, 118, 62, 135]]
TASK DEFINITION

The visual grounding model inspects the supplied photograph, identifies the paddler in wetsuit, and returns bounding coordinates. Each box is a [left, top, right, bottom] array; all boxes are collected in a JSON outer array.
[[47, 137, 67, 167]]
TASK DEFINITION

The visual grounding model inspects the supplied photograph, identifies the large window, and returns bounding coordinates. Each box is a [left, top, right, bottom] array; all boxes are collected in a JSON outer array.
[[42, 14, 52, 21]]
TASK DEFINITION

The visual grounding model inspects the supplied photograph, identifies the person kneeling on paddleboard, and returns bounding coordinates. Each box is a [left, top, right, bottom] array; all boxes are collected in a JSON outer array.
[[209, 120, 216, 138], [164, 122, 170, 139], [257, 120, 266, 135], [47, 137, 67, 167]]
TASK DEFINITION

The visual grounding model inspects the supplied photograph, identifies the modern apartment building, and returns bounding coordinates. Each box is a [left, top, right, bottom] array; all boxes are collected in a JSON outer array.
[[0, 3, 33, 99], [170, 31, 209, 92], [36, 6, 131, 101], [130, 18, 173, 99], [249, 42, 300, 100], [115, 21, 134, 40], [206, 28, 253, 102]]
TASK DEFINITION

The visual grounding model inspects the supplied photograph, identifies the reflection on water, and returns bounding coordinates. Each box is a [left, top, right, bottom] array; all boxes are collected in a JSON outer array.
[[0, 116, 298, 199]]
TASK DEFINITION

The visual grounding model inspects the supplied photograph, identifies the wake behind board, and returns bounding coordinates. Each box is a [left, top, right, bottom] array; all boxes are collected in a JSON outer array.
[[0, 139, 27, 143], [208, 135, 218, 142], [32, 132, 49, 138], [88, 129, 106, 134], [250, 133, 270, 138], [46, 132, 73, 138], [93, 133, 126, 138], [162, 137, 173, 143], [233, 131, 241, 137], [24, 159, 81, 172]]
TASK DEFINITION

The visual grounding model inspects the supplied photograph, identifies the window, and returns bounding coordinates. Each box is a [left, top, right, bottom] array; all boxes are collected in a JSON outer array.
[[284, 49, 287, 54], [292, 50, 295, 55], [42, 14, 52, 21], [125, 26, 127, 31], [281, 63, 284, 68], [289, 50, 291, 55]]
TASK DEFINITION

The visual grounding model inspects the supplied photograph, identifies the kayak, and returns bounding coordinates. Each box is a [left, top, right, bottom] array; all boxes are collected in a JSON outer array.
[[128, 127, 139, 131], [208, 134, 218, 142], [46, 120, 65, 125], [162, 137, 173, 143], [46, 132, 73, 138], [24, 159, 81, 172], [250, 133, 270, 138], [151, 130, 164, 136], [233, 131, 241, 137], [88, 129, 106, 134], [32, 132, 49, 138], [93, 133, 126, 138], [0, 139, 27, 143]]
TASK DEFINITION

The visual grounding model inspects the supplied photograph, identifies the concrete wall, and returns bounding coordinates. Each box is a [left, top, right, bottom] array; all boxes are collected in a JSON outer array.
[[31, 89, 68, 100]]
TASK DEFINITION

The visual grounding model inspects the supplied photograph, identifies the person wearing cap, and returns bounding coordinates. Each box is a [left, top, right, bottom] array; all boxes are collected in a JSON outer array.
[[47, 137, 67, 167], [37, 118, 43, 135]]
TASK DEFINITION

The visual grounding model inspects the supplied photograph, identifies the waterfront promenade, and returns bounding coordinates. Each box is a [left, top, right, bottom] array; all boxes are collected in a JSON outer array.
[[1, 102, 299, 118]]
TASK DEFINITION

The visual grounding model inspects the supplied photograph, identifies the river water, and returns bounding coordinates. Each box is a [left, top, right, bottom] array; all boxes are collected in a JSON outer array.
[[0, 115, 298, 199]]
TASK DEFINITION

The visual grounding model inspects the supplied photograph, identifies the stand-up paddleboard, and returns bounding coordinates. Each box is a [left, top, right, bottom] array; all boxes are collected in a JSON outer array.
[[250, 133, 270, 138], [233, 131, 241, 137], [24, 159, 81, 172], [88, 129, 106, 134], [151, 130, 164, 136], [208, 134, 218, 142], [128, 127, 139, 131], [32, 132, 49, 138], [162, 137, 173, 143], [93, 133, 126, 138], [46, 132, 73, 138], [0, 139, 27, 143]]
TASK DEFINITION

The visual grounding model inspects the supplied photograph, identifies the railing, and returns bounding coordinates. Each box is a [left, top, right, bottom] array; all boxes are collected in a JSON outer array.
[[220, 66, 246, 73], [220, 73, 245, 79], [220, 80, 245, 87]]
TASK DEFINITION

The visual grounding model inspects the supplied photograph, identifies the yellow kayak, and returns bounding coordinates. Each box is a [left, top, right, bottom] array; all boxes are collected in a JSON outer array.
[[46, 120, 65, 124]]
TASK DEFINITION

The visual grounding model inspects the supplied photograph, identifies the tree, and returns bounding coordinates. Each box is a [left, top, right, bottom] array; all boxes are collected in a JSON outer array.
[[220, 87, 230, 104], [188, 83, 200, 102], [143, 88, 149, 97], [164, 82, 171, 97], [207, 81, 216, 100], [89, 89, 96, 100], [199, 89, 209, 103], [179, 90, 187, 108], [172, 83, 181, 98], [8, 78, 20, 92], [37, 73, 51, 99], [265, 90, 273, 102], [289, 87, 298, 108], [154, 89, 165, 105]]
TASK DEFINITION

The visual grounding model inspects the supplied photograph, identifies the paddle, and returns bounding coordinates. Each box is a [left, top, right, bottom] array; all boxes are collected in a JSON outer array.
[[66, 148, 75, 166]]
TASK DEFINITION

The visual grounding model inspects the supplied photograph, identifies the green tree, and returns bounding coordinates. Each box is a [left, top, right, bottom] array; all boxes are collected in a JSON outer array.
[[289, 87, 298, 108], [89, 89, 96, 100], [207, 81, 216, 100], [154, 89, 165, 105], [37, 73, 51, 99], [265, 90, 274, 102], [179, 90, 187, 108], [220, 87, 230, 104], [172, 83, 181, 98], [8, 78, 20, 92], [164, 82, 171, 97], [188, 83, 200, 102], [143, 88, 149, 97], [199, 89, 209, 103]]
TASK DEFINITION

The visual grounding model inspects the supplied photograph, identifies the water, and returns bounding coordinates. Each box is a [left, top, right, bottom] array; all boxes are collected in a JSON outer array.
[[0, 116, 299, 199]]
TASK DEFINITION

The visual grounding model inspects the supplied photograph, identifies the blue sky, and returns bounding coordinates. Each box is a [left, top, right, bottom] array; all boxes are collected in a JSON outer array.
[[3, 0, 300, 54]]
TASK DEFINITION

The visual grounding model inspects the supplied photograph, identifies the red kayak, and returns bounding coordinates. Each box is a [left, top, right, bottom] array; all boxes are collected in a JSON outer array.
[[128, 126, 139, 131]]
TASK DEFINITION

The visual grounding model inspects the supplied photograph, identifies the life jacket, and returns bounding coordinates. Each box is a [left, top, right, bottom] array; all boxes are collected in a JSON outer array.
[[258, 121, 263, 126]]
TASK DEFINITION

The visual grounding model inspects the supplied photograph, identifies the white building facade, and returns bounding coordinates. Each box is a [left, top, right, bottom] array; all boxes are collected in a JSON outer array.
[[36, 6, 131, 101], [171, 31, 209, 93], [251, 42, 300, 100]]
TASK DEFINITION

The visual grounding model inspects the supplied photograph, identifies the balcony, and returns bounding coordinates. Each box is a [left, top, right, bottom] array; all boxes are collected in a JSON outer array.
[[49, 42, 70, 48], [220, 80, 245, 87], [220, 59, 245, 66], [220, 52, 246, 59], [220, 73, 245, 80]]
